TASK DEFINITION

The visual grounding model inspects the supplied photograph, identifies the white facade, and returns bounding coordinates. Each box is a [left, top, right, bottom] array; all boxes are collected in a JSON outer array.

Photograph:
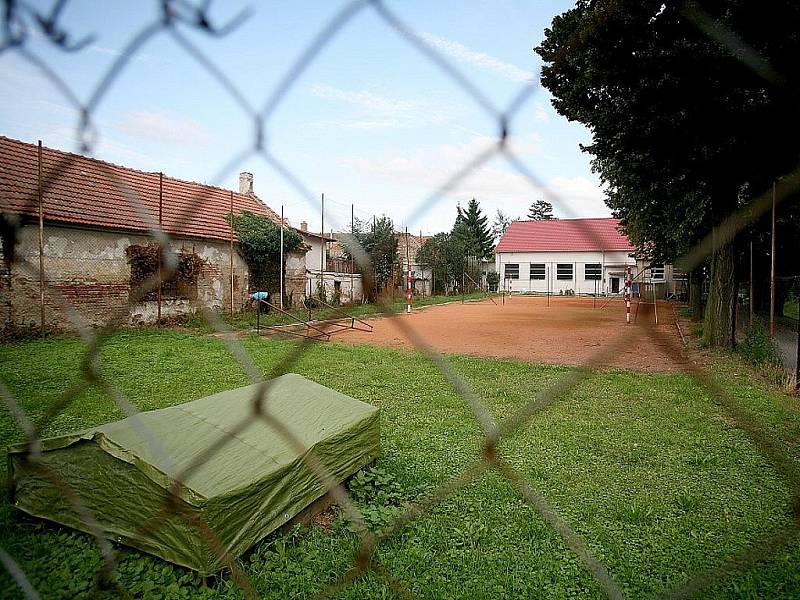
[[495, 250, 636, 295]]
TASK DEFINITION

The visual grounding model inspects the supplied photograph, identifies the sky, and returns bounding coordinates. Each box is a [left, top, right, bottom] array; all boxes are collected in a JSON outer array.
[[0, 0, 610, 236]]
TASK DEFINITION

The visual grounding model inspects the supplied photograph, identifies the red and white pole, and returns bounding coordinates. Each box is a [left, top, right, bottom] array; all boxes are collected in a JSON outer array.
[[625, 265, 631, 324], [407, 266, 412, 313]]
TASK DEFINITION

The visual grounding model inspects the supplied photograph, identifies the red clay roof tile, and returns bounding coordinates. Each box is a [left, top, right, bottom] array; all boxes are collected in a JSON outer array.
[[0, 136, 282, 242], [496, 218, 635, 253]]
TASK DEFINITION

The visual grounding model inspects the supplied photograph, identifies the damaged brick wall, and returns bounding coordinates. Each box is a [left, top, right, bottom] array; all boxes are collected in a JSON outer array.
[[0, 222, 264, 330]]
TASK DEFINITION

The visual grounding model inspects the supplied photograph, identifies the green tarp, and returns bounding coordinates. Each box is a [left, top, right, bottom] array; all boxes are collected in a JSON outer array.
[[8, 374, 380, 574]]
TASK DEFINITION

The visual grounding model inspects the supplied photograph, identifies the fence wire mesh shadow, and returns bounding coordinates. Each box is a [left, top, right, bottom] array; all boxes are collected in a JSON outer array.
[[1, 1, 799, 599]]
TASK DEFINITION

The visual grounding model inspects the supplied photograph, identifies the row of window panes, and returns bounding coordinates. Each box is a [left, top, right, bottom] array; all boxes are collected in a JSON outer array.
[[503, 263, 602, 281]]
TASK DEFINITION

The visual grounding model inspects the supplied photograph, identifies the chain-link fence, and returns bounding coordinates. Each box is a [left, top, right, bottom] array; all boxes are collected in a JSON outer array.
[[1, 2, 800, 599]]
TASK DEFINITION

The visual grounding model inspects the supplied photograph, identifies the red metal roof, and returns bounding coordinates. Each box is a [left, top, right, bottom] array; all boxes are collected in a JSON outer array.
[[496, 218, 635, 253], [0, 136, 282, 242]]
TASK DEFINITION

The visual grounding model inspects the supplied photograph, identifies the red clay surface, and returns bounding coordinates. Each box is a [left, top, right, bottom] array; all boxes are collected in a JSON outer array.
[[334, 296, 688, 372]]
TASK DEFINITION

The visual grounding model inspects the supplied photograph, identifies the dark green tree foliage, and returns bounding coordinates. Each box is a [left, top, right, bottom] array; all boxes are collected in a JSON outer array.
[[527, 199, 555, 220], [536, 0, 800, 347], [230, 211, 303, 291], [417, 233, 465, 294], [342, 217, 398, 300], [453, 199, 494, 259]]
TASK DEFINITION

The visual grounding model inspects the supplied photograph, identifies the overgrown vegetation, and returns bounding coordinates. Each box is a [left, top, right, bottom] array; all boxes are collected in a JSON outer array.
[[1, 331, 799, 598], [125, 243, 206, 301], [230, 211, 303, 292], [340, 217, 397, 301]]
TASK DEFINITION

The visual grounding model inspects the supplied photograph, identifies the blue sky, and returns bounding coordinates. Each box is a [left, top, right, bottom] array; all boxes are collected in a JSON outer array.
[[0, 0, 609, 235]]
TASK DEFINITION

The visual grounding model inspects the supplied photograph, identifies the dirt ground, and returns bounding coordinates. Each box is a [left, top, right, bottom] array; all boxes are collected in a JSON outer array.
[[332, 296, 690, 373]]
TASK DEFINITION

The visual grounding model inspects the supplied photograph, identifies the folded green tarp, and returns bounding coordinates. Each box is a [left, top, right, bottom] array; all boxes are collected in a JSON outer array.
[[8, 373, 380, 574]]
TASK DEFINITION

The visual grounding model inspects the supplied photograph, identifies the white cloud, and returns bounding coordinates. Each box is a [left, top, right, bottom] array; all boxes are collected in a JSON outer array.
[[418, 32, 535, 83], [310, 84, 421, 113], [117, 111, 212, 146], [308, 83, 464, 130], [341, 136, 610, 223]]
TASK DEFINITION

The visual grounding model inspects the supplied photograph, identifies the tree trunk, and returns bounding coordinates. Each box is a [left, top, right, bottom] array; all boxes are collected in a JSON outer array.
[[702, 239, 737, 347], [689, 268, 703, 321]]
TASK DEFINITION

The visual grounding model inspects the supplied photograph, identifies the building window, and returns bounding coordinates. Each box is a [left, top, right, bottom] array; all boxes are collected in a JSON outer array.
[[649, 265, 665, 281], [585, 263, 601, 280], [504, 264, 519, 280], [556, 263, 573, 280], [529, 263, 545, 280]]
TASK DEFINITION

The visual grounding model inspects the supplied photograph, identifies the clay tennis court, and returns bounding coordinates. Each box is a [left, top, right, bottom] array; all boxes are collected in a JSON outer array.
[[336, 295, 688, 372]]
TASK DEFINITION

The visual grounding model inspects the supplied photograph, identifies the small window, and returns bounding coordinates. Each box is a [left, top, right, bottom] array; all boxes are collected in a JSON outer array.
[[556, 263, 573, 280], [529, 263, 545, 280], [504, 264, 519, 280], [585, 263, 601, 280]]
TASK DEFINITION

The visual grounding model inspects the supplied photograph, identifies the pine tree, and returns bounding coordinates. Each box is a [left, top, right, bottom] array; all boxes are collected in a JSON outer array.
[[491, 209, 517, 241], [528, 199, 554, 220], [452, 198, 493, 259]]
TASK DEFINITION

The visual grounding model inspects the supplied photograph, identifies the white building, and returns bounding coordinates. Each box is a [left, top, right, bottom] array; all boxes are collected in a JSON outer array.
[[296, 222, 363, 303], [495, 218, 637, 295]]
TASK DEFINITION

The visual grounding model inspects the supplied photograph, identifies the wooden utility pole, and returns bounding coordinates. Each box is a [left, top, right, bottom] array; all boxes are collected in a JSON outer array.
[[37, 141, 45, 337], [770, 181, 776, 338]]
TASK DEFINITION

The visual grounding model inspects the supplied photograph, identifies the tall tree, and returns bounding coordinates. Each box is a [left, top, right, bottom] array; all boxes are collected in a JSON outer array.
[[537, 0, 800, 347], [341, 216, 397, 300], [491, 209, 517, 241], [453, 198, 494, 259], [528, 199, 554, 220]]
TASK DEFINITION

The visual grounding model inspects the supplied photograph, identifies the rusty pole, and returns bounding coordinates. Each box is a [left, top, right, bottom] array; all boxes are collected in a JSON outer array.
[[280, 205, 284, 310], [320, 193, 324, 300], [37, 141, 45, 337], [230, 190, 234, 317]]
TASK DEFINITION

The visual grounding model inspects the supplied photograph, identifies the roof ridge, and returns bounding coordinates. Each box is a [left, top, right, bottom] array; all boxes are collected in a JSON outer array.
[[0, 134, 259, 202]]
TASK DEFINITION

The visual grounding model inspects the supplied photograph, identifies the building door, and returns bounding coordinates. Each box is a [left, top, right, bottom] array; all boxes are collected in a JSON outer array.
[[611, 277, 620, 293]]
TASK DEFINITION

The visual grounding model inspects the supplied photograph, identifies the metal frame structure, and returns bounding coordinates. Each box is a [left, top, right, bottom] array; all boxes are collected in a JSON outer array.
[[255, 298, 373, 341]]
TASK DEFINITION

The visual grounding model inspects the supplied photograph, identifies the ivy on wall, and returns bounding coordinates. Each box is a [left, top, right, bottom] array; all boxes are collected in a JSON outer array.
[[229, 211, 303, 292], [125, 243, 205, 301]]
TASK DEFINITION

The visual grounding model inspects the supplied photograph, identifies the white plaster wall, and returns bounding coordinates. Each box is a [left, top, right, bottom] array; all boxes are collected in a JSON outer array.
[[306, 269, 363, 303], [495, 250, 637, 295]]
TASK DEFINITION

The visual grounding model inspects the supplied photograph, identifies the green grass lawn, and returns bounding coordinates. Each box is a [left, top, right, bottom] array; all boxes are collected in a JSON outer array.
[[1, 330, 800, 599], [785, 297, 799, 321]]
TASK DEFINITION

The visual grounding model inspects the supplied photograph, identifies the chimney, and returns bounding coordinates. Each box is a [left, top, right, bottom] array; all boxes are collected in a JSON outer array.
[[300, 221, 308, 232], [239, 172, 254, 195]]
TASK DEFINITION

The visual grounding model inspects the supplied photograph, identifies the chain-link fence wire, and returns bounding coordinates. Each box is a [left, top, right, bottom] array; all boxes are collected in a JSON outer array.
[[1, 1, 800, 598]]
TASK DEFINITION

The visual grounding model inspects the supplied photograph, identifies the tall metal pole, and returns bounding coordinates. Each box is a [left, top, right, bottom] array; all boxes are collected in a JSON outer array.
[[770, 180, 776, 338], [406, 227, 411, 313], [280, 205, 284, 310], [795, 283, 799, 394], [320, 193, 324, 299], [158, 172, 163, 326], [37, 140, 45, 337], [749, 239, 754, 328], [229, 190, 234, 317], [351, 203, 355, 303]]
